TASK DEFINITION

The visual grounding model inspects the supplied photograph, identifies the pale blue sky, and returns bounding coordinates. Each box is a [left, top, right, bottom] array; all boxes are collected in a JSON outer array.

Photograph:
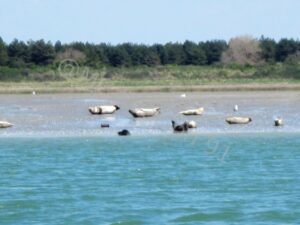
[[0, 0, 299, 44]]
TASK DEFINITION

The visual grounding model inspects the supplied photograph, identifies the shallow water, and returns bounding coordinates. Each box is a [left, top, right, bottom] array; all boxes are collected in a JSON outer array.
[[0, 134, 300, 224], [1, 92, 300, 224]]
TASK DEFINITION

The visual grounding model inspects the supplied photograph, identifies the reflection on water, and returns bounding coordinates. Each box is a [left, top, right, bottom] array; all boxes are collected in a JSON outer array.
[[0, 92, 300, 137]]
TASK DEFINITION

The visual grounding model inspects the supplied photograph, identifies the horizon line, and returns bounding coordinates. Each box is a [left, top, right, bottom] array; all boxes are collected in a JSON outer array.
[[1, 35, 300, 45]]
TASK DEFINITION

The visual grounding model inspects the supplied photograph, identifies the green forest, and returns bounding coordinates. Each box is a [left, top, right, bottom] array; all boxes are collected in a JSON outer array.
[[1, 35, 300, 83]]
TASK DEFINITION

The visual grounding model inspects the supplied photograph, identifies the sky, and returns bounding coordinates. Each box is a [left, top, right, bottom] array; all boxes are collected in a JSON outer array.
[[0, 0, 300, 44]]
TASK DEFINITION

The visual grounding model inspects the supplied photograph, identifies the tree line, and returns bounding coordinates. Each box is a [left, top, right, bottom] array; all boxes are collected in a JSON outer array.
[[1, 35, 300, 68]]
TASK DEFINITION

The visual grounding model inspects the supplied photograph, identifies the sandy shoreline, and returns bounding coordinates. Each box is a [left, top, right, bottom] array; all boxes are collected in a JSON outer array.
[[0, 91, 300, 137], [1, 83, 300, 94]]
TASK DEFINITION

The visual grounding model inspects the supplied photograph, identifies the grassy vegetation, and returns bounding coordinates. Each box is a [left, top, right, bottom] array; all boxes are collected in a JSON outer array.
[[1, 64, 300, 93]]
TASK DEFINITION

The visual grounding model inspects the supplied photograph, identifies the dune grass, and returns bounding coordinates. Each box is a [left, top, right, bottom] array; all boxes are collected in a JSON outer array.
[[1, 64, 300, 93]]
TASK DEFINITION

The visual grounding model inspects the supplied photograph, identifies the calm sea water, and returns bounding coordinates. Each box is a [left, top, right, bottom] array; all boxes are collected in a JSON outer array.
[[0, 134, 300, 225]]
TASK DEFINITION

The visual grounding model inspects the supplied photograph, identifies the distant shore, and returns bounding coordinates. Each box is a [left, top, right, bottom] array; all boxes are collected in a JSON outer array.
[[1, 64, 300, 94], [1, 82, 300, 94]]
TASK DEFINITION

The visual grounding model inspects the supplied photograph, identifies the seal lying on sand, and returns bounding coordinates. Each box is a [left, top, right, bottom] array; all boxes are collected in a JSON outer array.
[[118, 129, 130, 136], [0, 121, 13, 128], [180, 107, 204, 115], [172, 121, 189, 132], [89, 105, 120, 115], [274, 118, 284, 127], [187, 120, 197, 128], [226, 117, 252, 124], [129, 108, 160, 118]]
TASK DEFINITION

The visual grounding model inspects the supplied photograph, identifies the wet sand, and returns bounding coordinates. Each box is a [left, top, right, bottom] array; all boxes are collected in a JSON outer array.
[[0, 91, 300, 137]]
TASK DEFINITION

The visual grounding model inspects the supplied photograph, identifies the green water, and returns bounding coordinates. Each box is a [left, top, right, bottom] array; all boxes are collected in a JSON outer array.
[[0, 134, 299, 224]]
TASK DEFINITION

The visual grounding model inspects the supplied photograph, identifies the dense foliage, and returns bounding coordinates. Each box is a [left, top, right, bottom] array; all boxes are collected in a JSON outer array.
[[1, 36, 299, 68], [1, 36, 300, 81]]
